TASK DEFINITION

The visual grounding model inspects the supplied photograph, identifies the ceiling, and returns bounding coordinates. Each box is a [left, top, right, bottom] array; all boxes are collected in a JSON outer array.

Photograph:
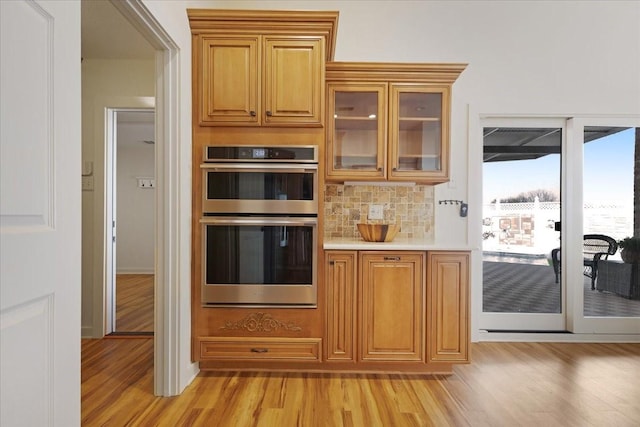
[[483, 127, 627, 163], [81, 0, 154, 60], [117, 110, 155, 147]]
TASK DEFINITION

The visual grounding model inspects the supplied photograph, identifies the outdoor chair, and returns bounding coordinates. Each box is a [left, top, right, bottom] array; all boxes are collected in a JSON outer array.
[[551, 234, 618, 289]]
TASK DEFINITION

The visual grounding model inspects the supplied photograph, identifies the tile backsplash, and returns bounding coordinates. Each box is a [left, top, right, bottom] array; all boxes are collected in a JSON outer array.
[[324, 184, 434, 240]]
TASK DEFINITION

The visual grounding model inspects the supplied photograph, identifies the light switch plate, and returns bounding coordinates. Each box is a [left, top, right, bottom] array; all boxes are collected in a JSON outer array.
[[82, 175, 94, 191], [368, 204, 383, 220]]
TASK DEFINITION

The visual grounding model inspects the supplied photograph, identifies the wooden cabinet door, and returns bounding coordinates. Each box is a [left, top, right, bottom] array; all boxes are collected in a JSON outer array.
[[325, 251, 357, 361], [359, 252, 425, 361], [427, 251, 469, 362], [263, 36, 324, 126], [389, 84, 450, 183], [199, 36, 259, 126], [326, 83, 387, 181]]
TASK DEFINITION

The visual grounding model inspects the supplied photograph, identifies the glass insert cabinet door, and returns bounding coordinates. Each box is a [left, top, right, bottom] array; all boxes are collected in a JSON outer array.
[[326, 82, 450, 182], [389, 85, 448, 181], [326, 83, 387, 180]]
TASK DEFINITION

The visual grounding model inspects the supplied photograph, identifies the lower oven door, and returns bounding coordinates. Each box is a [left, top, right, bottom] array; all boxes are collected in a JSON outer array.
[[201, 216, 317, 307]]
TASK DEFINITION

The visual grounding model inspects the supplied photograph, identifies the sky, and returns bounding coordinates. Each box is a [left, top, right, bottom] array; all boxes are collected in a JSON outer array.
[[483, 127, 635, 205]]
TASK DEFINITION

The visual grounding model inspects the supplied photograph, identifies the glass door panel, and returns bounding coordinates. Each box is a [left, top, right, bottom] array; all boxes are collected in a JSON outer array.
[[327, 84, 386, 177], [582, 127, 639, 318], [480, 122, 564, 331], [395, 91, 442, 172]]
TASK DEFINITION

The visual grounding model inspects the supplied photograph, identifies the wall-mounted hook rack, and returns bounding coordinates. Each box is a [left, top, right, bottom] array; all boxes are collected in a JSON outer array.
[[438, 199, 468, 217], [438, 199, 463, 205]]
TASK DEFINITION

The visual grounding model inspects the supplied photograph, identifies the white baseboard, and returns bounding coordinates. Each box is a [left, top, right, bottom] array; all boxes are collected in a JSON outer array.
[[116, 269, 154, 275]]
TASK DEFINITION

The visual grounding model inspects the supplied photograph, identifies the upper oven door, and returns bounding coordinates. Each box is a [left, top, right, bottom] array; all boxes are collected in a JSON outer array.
[[201, 163, 318, 214]]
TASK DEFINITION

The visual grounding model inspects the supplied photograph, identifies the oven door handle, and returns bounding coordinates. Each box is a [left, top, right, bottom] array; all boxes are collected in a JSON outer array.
[[200, 217, 317, 227], [200, 163, 317, 173]]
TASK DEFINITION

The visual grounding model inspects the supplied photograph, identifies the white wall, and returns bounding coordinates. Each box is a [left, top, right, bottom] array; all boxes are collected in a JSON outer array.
[[116, 123, 155, 273], [81, 58, 155, 336]]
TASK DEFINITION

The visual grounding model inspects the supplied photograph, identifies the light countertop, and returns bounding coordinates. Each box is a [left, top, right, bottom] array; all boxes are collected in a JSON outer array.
[[323, 236, 472, 251]]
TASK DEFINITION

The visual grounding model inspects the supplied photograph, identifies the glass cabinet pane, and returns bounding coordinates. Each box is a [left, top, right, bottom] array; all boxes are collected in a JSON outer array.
[[332, 91, 380, 170], [396, 92, 442, 172]]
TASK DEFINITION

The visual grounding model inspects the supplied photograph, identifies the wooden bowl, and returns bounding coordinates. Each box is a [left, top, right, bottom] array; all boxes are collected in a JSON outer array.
[[357, 224, 400, 242]]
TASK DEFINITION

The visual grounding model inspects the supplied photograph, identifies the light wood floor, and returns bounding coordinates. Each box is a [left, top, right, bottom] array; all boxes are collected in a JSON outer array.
[[115, 274, 154, 333], [81, 339, 640, 426]]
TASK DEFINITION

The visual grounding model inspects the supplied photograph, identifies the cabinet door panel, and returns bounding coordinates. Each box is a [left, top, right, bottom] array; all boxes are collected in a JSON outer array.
[[428, 252, 469, 362], [200, 36, 259, 125], [360, 252, 424, 361], [389, 84, 450, 182], [264, 37, 324, 125], [326, 83, 387, 180], [325, 251, 357, 361]]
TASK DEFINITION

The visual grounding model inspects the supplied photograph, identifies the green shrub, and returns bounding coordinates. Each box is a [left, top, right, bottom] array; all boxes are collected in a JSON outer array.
[[618, 236, 640, 251]]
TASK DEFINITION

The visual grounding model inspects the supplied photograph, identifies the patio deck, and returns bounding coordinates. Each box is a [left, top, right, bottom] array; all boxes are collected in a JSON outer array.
[[483, 261, 640, 317]]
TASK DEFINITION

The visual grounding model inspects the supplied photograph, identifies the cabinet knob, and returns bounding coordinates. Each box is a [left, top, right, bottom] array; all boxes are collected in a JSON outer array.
[[329, 260, 335, 266], [377, 167, 382, 171], [250, 348, 268, 353], [392, 167, 398, 171], [250, 111, 256, 117], [266, 111, 272, 117], [384, 256, 401, 261]]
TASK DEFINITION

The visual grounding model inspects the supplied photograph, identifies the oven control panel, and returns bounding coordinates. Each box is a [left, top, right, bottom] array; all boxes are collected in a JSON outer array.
[[205, 145, 317, 163]]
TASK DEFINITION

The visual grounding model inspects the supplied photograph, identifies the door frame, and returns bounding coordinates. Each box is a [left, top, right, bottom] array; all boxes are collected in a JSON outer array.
[[470, 112, 640, 341], [107, 0, 197, 396], [105, 107, 155, 335]]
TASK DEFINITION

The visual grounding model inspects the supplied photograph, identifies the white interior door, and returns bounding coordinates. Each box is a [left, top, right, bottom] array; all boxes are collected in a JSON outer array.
[[0, 1, 81, 425], [105, 109, 118, 334]]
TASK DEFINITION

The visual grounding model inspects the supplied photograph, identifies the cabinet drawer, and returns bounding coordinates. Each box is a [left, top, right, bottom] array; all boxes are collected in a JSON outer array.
[[199, 337, 321, 361]]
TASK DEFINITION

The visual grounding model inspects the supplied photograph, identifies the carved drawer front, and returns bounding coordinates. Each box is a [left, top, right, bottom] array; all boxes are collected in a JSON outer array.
[[199, 337, 321, 361]]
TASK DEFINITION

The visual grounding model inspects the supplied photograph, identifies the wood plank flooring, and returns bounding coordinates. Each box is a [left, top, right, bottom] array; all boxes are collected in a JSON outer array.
[[115, 274, 154, 333], [81, 339, 640, 426]]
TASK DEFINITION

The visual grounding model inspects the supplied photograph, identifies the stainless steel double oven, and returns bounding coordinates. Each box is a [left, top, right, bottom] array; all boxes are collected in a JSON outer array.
[[200, 146, 318, 307]]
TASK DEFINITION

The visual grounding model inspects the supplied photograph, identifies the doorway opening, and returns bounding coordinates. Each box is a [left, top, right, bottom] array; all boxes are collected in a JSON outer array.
[[478, 117, 640, 335], [106, 109, 155, 335], [91, 0, 187, 396]]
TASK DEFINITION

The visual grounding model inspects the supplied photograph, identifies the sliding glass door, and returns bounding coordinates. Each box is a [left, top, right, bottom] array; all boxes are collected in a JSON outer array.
[[572, 118, 640, 334], [480, 118, 565, 331], [478, 116, 640, 335]]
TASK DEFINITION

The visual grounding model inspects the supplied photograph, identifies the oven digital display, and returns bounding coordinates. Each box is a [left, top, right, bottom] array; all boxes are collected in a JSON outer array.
[[252, 148, 267, 159], [205, 145, 317, 162]]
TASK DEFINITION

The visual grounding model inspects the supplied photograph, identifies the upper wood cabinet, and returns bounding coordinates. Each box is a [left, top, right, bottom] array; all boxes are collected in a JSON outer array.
[[326, 62, 466, 183], [326, 83, 388, 180], [189, 9, 339, 128], [198, 36, 258, 125], [198, 35, 324, 126]]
